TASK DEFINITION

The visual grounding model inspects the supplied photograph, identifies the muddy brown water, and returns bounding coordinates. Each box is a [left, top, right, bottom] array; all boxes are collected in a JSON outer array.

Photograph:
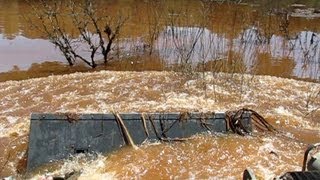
[[0, 0, 320, 81], [0, 0, 320, 179], [0, 71, 319, 179]]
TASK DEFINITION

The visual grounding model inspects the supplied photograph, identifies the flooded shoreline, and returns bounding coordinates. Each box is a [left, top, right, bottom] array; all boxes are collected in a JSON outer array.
[[1, 0, 320, 81], [0, 0, 320, 179]]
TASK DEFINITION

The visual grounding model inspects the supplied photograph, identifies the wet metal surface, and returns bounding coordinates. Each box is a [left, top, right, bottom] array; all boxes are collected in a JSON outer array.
[[27, 112, 234, 171]]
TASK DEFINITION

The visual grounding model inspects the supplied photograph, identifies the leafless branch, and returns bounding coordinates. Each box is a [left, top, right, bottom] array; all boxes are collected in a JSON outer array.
[[25, 0, 127, 68]]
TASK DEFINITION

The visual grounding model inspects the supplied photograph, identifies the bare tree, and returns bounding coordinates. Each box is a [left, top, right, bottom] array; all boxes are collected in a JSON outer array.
[[26, 0, 127, 68], [145, 1, 164, 55]]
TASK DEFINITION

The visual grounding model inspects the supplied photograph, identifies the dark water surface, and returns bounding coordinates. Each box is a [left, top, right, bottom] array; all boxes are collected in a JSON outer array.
[[0, 0, 320, 81]]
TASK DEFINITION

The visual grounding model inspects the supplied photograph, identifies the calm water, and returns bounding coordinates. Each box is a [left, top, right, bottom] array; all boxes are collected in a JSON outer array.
[[1, 0, 320, 81]]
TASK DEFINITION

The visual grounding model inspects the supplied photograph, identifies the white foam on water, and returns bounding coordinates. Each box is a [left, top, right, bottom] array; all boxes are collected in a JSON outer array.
[[29, 154, 115, 180], [0, 71, 319, 178], [6, 116, 18, 124]]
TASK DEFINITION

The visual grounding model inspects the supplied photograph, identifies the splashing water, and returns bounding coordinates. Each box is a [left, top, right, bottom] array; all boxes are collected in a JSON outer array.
[[0, 71, 319, 178]]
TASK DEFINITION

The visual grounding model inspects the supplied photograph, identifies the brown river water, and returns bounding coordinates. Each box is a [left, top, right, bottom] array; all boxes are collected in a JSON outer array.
[[1, 0, 320, 81], [0, 0, 320, 179]]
